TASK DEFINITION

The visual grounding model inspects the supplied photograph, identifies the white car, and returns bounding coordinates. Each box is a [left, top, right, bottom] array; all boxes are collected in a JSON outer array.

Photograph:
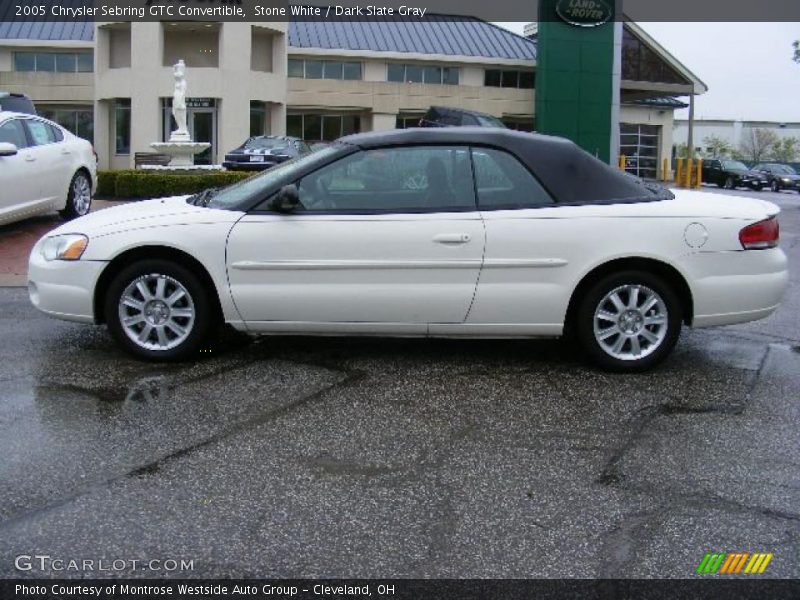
[[27, 129, 788, 371], [0, 111, 96, 226]]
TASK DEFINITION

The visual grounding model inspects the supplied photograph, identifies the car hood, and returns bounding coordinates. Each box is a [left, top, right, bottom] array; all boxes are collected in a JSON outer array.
[[45, 196, 243, 238]]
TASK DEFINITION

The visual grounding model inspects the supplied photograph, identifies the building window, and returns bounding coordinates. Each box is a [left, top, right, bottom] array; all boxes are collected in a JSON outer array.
[[396, 115, 424, 129], [502, 119, 534, 132], [622, 29, 686, 84], [484, 69, 535, 89], [250, 101, 266, 136], [288, 59, 362, 80], [387, 63, 459, 85], [286, 113, 361, 142], [114, 99, 131, 155], [14, 52, 93, 73], [38, 108, 94, 142]]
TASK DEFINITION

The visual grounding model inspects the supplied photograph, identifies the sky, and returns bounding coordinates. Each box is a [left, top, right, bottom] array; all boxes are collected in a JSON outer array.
[[494, 22, 800, 123]]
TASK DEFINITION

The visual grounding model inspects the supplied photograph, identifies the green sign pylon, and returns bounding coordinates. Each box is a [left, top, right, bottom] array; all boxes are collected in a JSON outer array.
[[534, 0, 622, 164]]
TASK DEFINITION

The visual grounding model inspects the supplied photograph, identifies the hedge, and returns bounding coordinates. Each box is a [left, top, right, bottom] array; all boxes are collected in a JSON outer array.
[[96, 170, 254, 200]]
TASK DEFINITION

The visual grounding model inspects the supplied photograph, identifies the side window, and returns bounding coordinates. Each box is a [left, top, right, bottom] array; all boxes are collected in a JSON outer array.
[[297, 146, 475, 212], [50, 124, 64, 142], [471, 148, 554, 209], [24, 120, 56, 146], [0, 119, 28, 148]]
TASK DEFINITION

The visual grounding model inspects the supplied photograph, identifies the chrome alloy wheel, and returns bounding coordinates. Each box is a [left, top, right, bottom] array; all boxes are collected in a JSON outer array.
[[72, 174, 92, 216], [118, 274, 195, 351], [592, 284, 668, 361]]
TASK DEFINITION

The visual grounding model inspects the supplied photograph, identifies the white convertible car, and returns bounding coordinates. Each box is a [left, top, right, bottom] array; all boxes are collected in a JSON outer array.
[[28, 129, 788, 370]]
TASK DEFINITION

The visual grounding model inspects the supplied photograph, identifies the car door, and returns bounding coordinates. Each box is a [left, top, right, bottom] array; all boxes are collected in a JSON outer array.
[[226, 145, 485, 333], [703, 159, 722, 185], [447, 146, 568, 337], [0, 117, 40, 218], [22, 118, 71, 207]]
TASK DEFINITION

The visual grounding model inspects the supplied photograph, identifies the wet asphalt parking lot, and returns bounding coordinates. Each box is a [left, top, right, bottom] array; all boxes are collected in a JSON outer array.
[[0, 186, 798, 579]]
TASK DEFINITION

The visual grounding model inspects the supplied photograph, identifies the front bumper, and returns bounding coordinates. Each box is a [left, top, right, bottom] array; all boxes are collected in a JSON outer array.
[[28, 247, 107, 324], [738, 178, 768, 189]]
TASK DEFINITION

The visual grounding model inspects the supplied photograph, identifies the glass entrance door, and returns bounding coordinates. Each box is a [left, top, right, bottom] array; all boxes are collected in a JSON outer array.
[[190, 110, 214, 165], [162, 98, 217, 165], [620, 124, 660, 179]]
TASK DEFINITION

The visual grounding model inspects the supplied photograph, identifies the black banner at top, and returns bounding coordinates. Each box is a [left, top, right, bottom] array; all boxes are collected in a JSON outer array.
[[2, 0, 800, 23]]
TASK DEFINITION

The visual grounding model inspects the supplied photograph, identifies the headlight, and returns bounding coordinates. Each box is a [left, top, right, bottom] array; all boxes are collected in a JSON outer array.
[[782, 178, 792, 183], [41, 234, 88, 261]]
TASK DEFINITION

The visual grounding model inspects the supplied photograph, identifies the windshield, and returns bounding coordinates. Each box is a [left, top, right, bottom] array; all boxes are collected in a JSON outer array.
[[243, 137, 290, 150], [207, 145, 342, 209], [775, 164, 797, 175], [475, 115, 506, 128], [722, 160, 749, 171]]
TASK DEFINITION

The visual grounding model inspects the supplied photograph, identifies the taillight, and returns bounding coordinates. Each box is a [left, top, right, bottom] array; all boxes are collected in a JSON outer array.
[[739, 217, 779, 250]]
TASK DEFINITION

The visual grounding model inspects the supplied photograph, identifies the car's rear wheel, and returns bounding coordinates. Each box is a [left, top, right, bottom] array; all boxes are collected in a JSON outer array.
[[104, 260, 214, 361], [576, 271, 682, 372], [60, 171, 92, 220]]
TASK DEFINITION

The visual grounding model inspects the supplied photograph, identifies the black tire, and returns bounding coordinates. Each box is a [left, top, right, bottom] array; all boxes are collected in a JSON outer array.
[[104, 259, 217, 361], [752, 184, 763, 192], [723, 176, 735, 190], [770, 180, 780, 193], [575, 271, 683, 372], [60, 170, 92, 220]]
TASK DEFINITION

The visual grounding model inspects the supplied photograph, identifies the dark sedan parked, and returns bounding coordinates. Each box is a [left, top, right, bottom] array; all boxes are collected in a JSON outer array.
[[702, 158, 768, 191], [224, 135, 310, 171], [753, 163, 800, 193]]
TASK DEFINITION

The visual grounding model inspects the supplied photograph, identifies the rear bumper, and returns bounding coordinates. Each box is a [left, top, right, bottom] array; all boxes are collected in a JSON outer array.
[[28, 247, 106, 324], [686, 248, 788, 327]]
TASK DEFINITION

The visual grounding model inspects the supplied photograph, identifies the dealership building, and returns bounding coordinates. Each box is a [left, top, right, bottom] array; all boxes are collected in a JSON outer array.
[[0, 18, 705, 177]]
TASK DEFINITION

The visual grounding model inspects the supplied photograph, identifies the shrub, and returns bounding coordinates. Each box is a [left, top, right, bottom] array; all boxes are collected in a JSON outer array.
[[96, 170, 253, 200]]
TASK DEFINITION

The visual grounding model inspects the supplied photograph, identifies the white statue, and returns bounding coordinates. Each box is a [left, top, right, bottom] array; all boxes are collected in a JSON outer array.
[[171, 60, 189, 141]]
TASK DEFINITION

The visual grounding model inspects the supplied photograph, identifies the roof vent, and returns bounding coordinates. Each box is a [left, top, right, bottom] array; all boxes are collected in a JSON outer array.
[[523, 23, 538, 38]]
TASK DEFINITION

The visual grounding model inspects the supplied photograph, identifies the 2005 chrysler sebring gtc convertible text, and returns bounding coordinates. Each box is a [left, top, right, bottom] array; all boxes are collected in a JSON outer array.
[[28, 129, 788, 371]]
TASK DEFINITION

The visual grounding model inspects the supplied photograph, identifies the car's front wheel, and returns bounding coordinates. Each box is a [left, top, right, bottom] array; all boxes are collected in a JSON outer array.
[[771, 180, 780, 193], [723, 176, 735, 189], [60, 171, 92, 220], [576, 271, 682, 372], [104, 260, 215, 361]]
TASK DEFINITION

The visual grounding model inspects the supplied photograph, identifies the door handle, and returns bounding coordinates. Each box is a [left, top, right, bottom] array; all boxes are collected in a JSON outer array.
[[61, 149, 71, 155], [23, 155, 36, 162], [433, 233, 471, 245]]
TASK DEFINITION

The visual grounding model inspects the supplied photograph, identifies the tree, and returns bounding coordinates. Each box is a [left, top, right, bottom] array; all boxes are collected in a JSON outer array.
[[702, 134, 734, 158], [674, 142, 691, 159], [739, 128, 779, 163], [771, 137, 800, 163]]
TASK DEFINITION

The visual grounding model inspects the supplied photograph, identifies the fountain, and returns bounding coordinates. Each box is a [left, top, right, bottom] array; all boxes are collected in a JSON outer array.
[[148, 60, 214, 169]]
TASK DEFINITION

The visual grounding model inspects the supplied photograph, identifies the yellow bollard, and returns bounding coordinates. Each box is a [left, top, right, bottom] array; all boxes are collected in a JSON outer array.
[[619, 154, 626, 171], [684, 158, 693, 189], [695, 159, 702, 189], [675, 158, 684, 185], [662, 158, 669, 182]]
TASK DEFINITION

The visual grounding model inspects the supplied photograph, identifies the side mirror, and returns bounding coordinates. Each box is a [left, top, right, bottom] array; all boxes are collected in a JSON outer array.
[[0, 142, 18, 157], [270, 184, 300, 213]]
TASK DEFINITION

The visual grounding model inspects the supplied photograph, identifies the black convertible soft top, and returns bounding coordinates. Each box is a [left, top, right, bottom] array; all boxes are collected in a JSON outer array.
[[338, 127, 665, 205]]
